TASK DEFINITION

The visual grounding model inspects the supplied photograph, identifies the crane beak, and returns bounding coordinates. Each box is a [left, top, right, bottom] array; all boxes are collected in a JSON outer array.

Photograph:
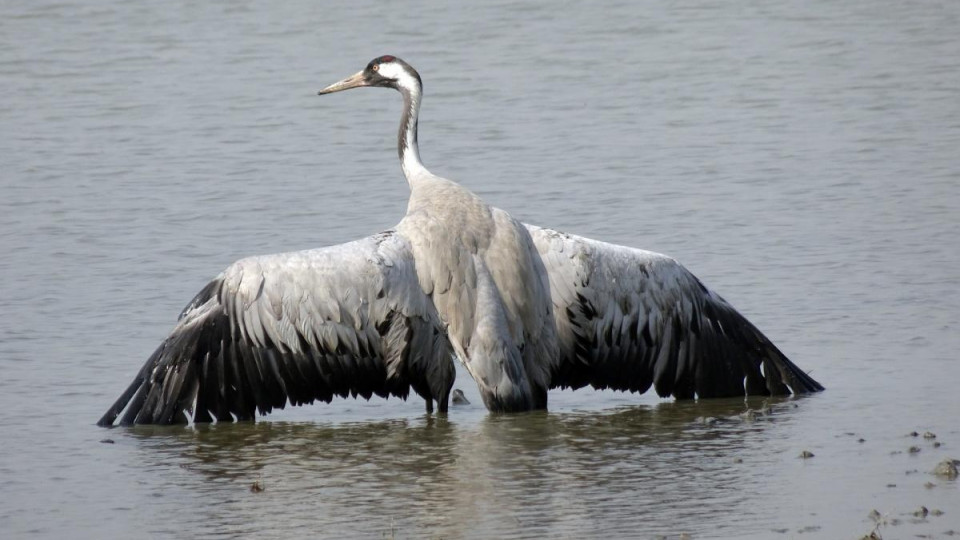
[[318, 71, 368, 95]]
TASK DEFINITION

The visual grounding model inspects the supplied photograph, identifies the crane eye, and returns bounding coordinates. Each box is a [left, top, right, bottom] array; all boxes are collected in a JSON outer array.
[[372, 64, 379, 72]]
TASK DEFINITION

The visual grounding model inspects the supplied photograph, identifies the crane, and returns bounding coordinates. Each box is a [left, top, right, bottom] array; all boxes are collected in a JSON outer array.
[[97, 56, 822, 426]]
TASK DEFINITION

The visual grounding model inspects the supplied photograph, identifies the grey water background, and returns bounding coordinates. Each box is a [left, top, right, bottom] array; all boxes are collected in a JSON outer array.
[[2, 0, 959, 538]]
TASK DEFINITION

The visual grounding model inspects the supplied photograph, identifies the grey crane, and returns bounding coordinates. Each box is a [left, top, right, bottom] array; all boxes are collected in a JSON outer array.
[[97, 56, 822, 426]]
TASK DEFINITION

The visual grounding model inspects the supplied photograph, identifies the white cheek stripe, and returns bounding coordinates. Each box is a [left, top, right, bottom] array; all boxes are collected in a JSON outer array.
[[380, 63, 418, 92], [395, 71, 419, 93], [378, 62, 404, 80]]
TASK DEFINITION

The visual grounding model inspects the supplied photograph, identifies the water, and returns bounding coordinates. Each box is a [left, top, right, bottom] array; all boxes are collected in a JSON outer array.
[[2, 0, 959, 537]]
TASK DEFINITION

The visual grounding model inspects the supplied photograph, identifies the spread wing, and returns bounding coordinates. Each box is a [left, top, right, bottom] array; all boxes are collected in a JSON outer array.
[[97, 230, 455, 426], [526, 225, 823, 399]]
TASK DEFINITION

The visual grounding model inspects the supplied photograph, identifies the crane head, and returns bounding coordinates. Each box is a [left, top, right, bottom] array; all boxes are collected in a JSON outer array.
[[318, 55, 421, 96]]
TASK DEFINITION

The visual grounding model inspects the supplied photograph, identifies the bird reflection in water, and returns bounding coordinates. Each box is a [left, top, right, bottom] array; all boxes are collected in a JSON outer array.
[[122, 395, 808, 537]]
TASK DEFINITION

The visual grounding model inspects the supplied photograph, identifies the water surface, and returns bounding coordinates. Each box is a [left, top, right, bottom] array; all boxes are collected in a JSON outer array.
[[2, 0, 959, 538]]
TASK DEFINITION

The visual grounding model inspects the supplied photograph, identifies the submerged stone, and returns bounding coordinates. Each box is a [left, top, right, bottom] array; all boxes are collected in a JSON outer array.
[[451, 389, 470, 405], [933, 459, 960, 479]]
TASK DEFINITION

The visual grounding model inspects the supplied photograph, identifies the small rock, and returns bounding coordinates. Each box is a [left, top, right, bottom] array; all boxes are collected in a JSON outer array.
[[100, 439, 115, 444], [451, 389, 470, 405], [934, 442, 942, 448], [250, 475, 265, 493], [886, 483, 896, 488], [914, 506, 929, 518], [799, 450, 815, 459], [909, 446, 922, 454], [933, 459, 960, 479], [858, 438, 866, 443], [924, 432, 937, 439], [910, 431, 919, 437]]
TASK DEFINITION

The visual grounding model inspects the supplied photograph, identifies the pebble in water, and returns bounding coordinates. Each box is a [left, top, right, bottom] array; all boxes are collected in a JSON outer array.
[[451, 389, 470, 405], [933, 459, 959, 479], [250, 474, 265, 493]]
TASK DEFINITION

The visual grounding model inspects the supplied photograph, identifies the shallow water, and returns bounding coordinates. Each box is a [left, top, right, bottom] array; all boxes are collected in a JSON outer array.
[[2, 0, 959, 538]]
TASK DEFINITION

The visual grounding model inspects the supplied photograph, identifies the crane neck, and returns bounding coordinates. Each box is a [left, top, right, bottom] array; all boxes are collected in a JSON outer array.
[[398, 80, 428, 183]]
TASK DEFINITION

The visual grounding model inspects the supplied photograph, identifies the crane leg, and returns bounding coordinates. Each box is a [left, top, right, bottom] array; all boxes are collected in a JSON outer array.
[[437, 389, 449, 414]]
